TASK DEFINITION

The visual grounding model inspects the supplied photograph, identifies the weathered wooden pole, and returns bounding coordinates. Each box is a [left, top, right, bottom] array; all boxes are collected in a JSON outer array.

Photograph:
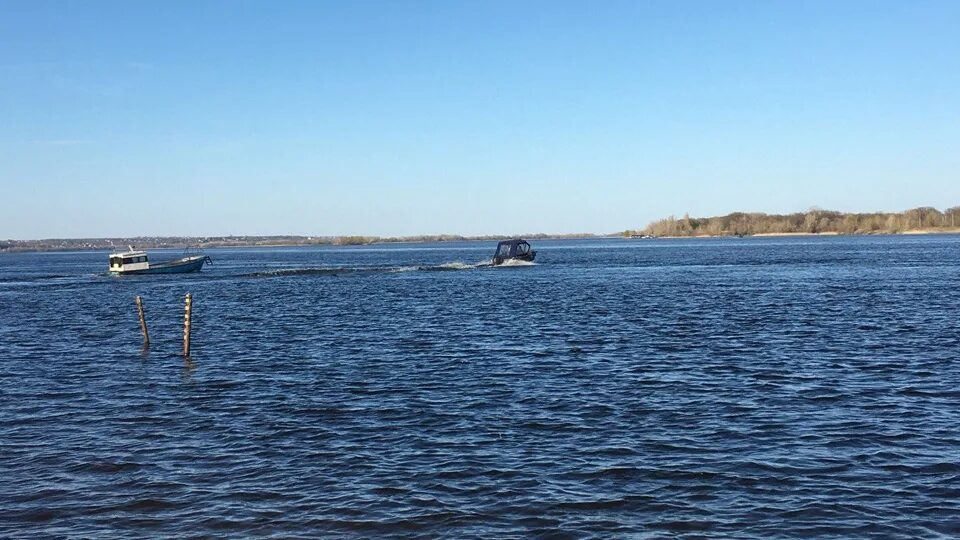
[[135, 295, 150, 348], [183, 293, 193, 357]]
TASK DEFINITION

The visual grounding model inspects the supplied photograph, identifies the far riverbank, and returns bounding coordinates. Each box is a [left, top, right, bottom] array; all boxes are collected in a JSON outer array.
[[645, 228, 960, 239], [0, 233, 607, 254], [630, 207, 960, 238]]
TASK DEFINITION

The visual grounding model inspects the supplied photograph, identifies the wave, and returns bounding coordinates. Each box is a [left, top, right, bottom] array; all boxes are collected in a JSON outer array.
[[495, 259, 537, 267], [0, 274, 69, 284], [247, 261, 489, 278]]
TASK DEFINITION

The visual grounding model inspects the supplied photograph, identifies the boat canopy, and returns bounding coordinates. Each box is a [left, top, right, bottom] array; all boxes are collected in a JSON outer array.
[[109, 250, 148, 267], [496, 239, 533, 259]]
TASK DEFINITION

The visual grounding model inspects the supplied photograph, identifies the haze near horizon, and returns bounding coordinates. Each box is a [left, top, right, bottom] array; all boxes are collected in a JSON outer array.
[[2, 1, 959, 240]]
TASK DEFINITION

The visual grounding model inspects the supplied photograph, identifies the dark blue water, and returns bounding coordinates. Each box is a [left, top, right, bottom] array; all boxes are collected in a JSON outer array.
[[2, 236, 960, 538]]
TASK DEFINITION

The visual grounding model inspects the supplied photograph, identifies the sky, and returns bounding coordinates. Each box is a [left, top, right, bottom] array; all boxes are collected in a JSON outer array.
[[1, 0, 959, 239]]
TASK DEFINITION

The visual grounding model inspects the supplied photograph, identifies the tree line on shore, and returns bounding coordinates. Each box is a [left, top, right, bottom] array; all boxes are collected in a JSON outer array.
[[626, 206, 960, 237]]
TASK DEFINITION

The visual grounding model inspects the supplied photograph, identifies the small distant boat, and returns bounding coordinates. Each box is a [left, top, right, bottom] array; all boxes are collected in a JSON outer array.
[[492, 239, 537, 265], [109, 247, 211, 275]]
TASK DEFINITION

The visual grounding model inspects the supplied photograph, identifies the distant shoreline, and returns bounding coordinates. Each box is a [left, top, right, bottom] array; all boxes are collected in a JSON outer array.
[[627, 207, 960, 238], [0, 233, 609, 254], [646, 229, 960, 239], [4, 228, 960, 253]]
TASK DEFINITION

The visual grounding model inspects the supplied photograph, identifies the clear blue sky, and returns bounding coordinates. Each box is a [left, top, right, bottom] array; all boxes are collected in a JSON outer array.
[[2, 1, 958, 239]]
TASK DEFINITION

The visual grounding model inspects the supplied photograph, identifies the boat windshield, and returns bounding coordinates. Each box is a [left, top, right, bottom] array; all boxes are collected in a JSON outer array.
[[515, 242, 530, 256]]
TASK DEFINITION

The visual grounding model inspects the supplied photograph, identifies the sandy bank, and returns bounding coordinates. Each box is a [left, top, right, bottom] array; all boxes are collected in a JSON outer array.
[[900, 228, 960, 235], [751, 232, 840, 237]]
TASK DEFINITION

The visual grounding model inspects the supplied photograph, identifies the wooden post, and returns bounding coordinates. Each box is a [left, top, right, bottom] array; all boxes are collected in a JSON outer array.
[[135, 296, 150, 348], [183, 293, 192, 357]]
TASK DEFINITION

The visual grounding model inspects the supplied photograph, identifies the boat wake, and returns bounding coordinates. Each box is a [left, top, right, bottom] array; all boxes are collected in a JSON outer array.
[[495, 259, 537, 268], [389, 261, 481, 273], [0, 274, 69, 284], [247, 261, 489, 278]]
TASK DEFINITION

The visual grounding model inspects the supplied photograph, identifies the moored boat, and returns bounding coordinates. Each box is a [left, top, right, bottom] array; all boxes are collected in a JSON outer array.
[[108, 247, 211, 275], [491, 239, 537, 265]]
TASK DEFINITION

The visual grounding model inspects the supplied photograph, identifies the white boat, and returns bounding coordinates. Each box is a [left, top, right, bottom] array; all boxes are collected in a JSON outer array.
[[109, 247, 211, 275]]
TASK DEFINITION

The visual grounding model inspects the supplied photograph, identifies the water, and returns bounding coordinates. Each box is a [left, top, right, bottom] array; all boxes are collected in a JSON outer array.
[[2, 236, 959, 538]]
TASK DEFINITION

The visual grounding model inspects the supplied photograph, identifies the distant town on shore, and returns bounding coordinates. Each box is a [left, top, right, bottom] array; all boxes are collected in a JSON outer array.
[[0, 232, 601, 253], [3, 206, 959, 253]]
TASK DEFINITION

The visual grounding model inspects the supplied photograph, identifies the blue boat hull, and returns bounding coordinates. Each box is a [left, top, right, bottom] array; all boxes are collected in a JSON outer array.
[[115, 256, 210, 275]]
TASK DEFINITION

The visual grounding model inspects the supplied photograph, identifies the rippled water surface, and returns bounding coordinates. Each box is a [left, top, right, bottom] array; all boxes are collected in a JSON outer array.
[[2, 236, 960, 538]]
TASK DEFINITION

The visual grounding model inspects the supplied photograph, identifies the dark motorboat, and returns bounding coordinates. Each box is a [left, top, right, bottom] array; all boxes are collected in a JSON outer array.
[[492, 239, 537, 265]]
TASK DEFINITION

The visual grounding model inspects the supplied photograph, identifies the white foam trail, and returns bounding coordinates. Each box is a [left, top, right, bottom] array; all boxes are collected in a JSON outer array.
[[437, 262, 476, 270], [495, 259, 537, 267], [388, 261, 482, 273]]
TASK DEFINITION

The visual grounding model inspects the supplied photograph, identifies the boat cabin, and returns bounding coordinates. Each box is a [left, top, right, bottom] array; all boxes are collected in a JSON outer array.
[[492, 239, 536, 265], [109, 249, 150, 273]]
